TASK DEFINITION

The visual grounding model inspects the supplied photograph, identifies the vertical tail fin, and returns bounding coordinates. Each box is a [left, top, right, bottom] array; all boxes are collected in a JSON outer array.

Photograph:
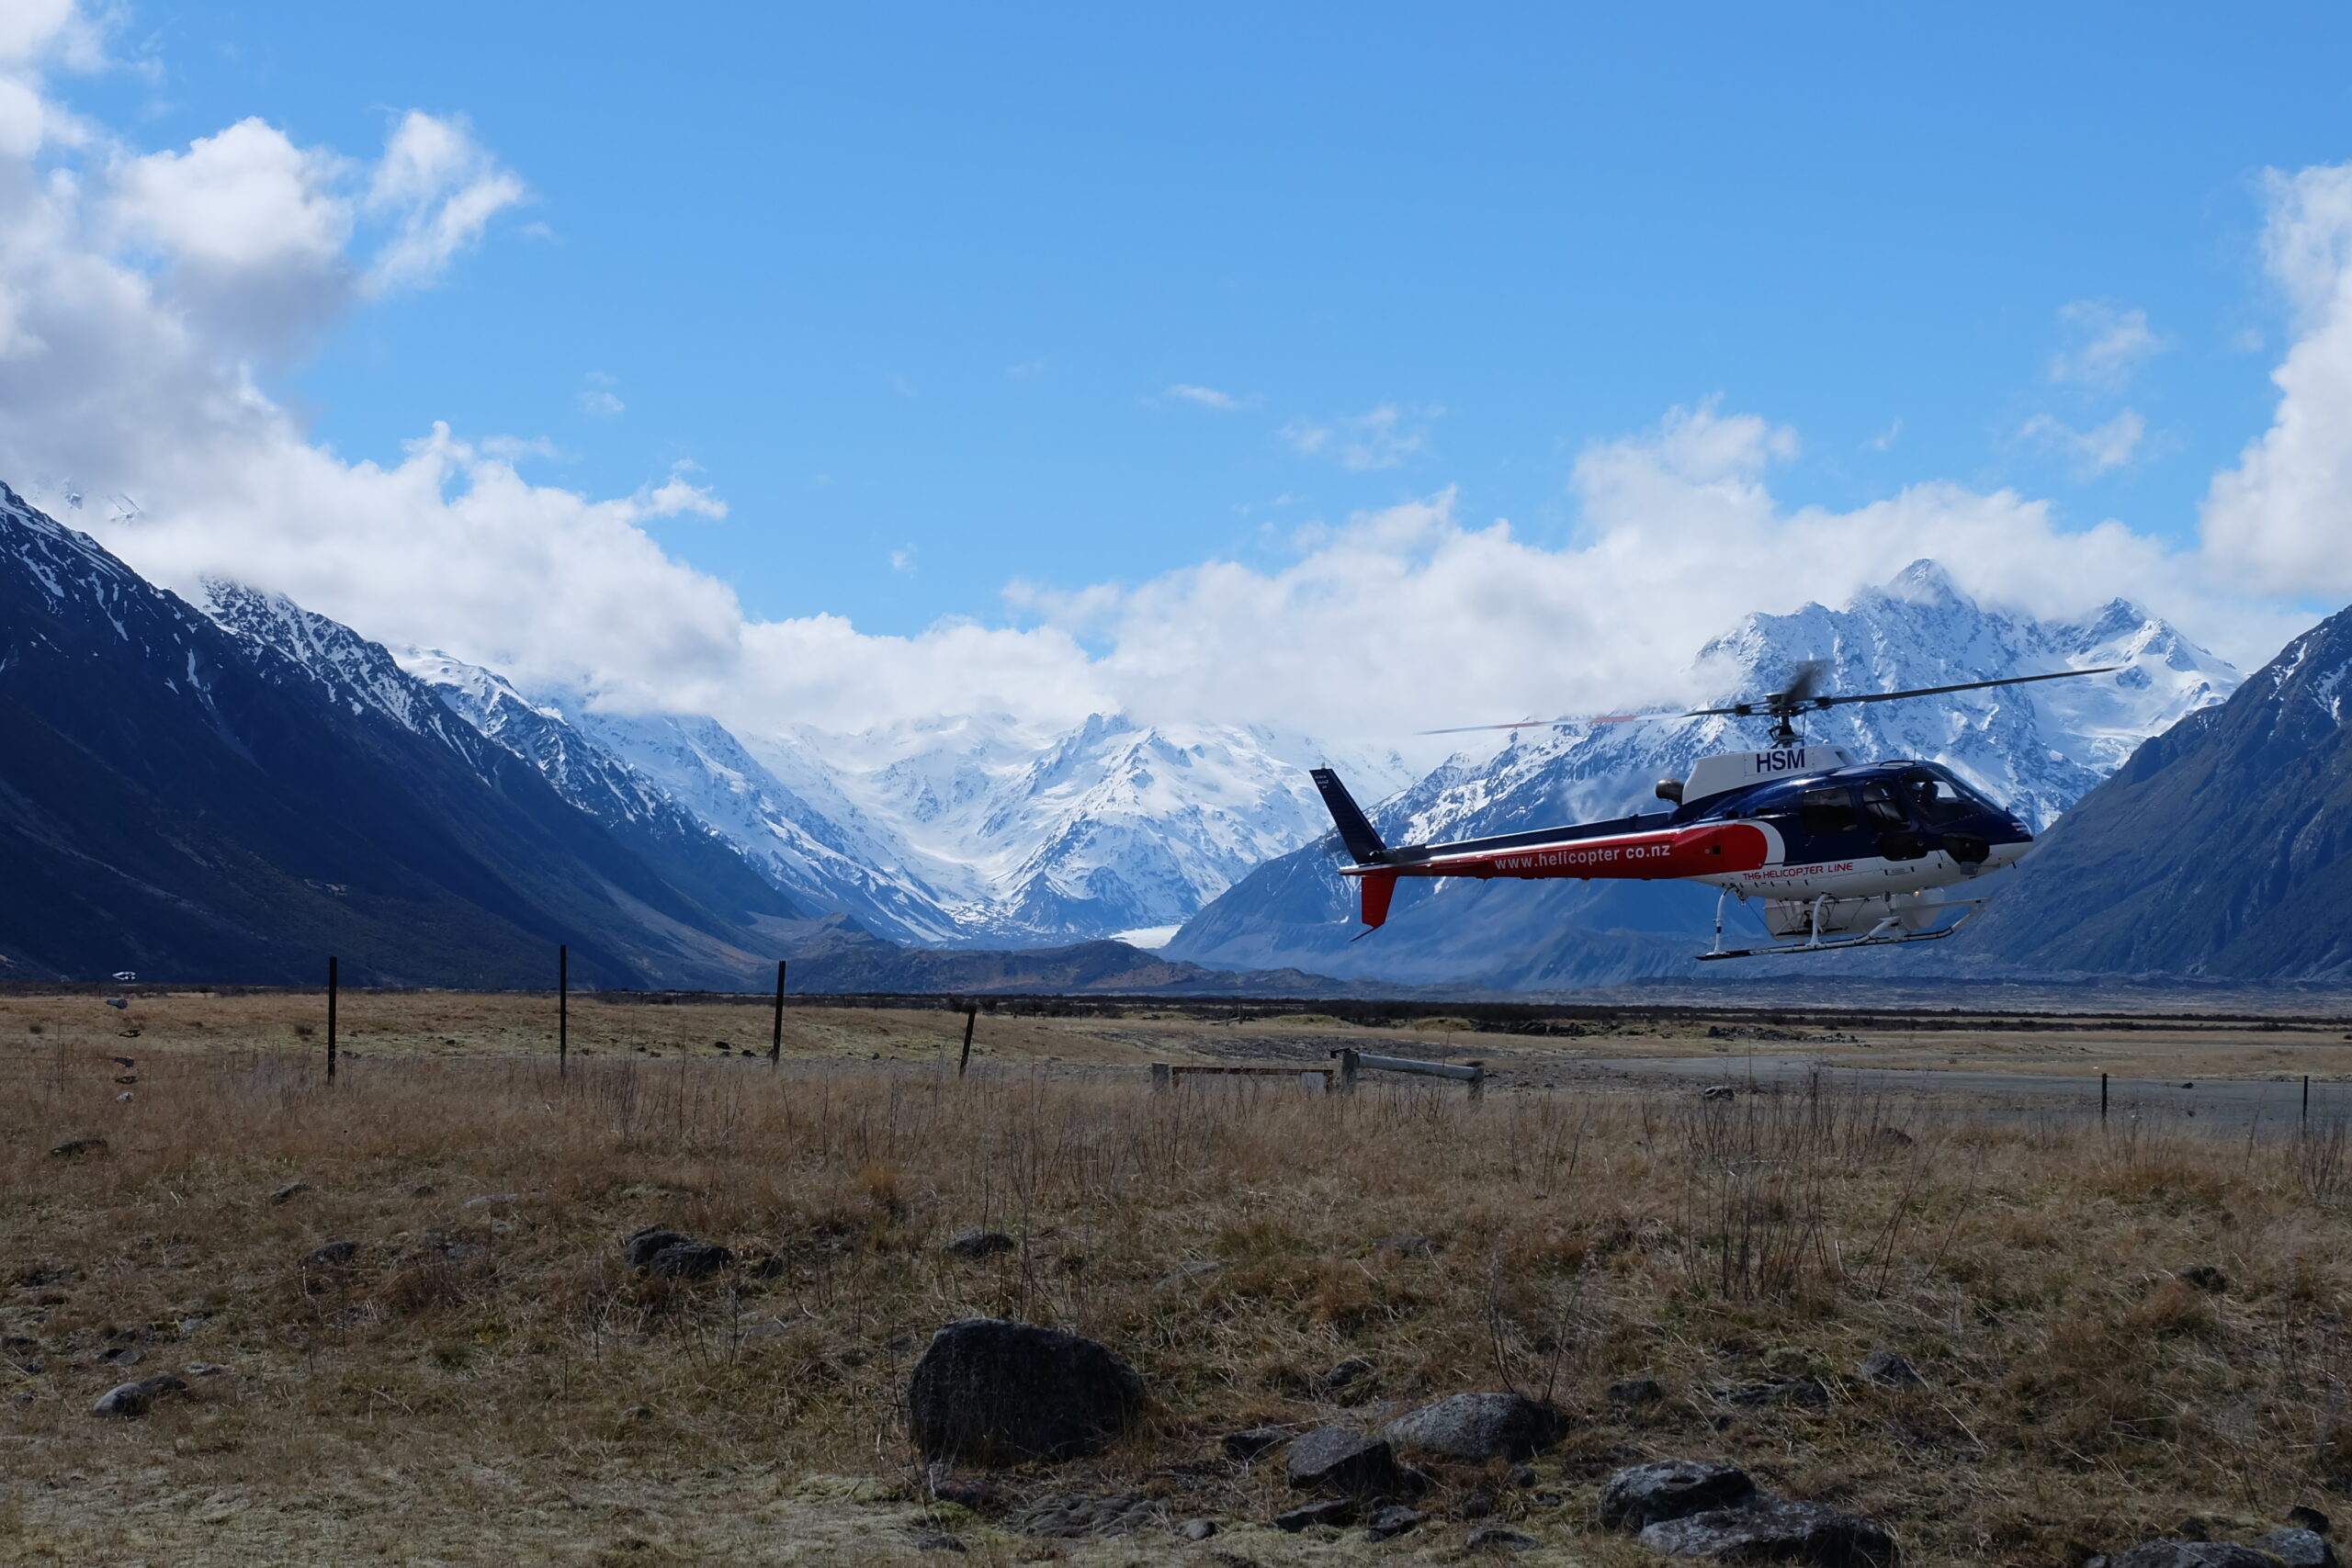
[[1311, 767, 1388, 864]]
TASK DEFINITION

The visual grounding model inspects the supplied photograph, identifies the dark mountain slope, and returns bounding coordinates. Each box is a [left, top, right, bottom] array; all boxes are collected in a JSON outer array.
[[1966, 602, 2352, 980], [199, 581, 799, 934], [0, 487, 792, 987]]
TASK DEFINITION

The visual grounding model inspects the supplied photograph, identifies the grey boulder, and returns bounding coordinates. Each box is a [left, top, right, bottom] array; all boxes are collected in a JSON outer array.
[[622, 1226, 690, 1269], [2255, 1532, 2338, 1568], [1600, 1460, 1758, 1529], [1379, 1392, 1569, 1462], [943, 1229, 1016, 1260], [1638, 1495, 1896, 1565], [91, 1374, 187, 1417], [2116, 1547, 2295, 1568], [1284, 1427, 1399, 1495], [908, 1318, 1143, 1465]]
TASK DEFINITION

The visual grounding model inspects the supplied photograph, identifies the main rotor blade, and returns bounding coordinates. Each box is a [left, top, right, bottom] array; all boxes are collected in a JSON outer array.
[[1808, 664, 2122, 710], [1418, 711, 1680, 736]]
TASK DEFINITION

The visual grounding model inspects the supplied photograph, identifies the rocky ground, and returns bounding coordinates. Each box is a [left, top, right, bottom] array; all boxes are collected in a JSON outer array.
[[1, 992, 2348, 1564]]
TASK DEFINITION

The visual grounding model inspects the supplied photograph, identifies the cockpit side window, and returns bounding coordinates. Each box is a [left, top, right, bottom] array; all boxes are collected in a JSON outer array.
[[1860, 782, 1907, 827], [1799, 786, 1858, 835], [1904, 768, 1984, 826]]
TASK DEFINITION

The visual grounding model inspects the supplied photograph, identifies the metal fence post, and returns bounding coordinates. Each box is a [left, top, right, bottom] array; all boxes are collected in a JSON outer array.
[[558, 943, 569, 1078], [771, 959, 787, 1068], [2100, 1072, 2108, 1120], [326, 955, 338, 1081], [958, 1004, 977, 1078]]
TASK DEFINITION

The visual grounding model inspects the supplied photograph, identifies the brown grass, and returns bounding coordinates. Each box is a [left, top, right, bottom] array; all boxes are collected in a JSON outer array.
[[1, 1002, 2348, 1565]]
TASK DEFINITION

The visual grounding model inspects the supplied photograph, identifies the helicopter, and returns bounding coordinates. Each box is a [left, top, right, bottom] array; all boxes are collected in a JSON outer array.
[[1310, 660, 2116, 960]]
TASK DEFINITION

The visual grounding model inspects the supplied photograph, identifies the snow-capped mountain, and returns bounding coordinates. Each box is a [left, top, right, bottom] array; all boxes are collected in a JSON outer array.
[[1166, 561, 2240, 988], [392, 654, 1408, 948], [752, 714, 1413, 944], [1966, 597, 2352, 980], [0, 488, 795, 987]]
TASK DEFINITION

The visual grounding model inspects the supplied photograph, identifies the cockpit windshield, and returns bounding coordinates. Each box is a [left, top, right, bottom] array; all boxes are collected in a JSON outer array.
[[1900, 765, 1993, 827]]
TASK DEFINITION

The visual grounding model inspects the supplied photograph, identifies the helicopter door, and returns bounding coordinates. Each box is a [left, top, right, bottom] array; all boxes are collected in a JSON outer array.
[[1860, 782, 1928, 862], [1792, 785, 1872, 861]]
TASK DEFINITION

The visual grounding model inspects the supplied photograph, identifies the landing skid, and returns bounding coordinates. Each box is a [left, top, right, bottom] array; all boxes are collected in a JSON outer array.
[[1697, 888, 1988, 962]]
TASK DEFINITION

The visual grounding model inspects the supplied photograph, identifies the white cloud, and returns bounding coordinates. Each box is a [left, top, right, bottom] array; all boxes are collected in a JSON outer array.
[[578, 371, 623, 418], [1281, 402, 1434, 470], [2202, 163, 2352, 595], [2019, 409, 2145, 478], [2050, 300, 2164, 389], [0, 12, 2324, 761], [361, 111, 525, 295], [1167, 382, 1239, 411], [890, 546, 917, 574]]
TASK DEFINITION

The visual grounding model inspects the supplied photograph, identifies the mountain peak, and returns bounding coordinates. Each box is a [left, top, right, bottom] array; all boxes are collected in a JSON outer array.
[[1874, 558, 1964, 607]]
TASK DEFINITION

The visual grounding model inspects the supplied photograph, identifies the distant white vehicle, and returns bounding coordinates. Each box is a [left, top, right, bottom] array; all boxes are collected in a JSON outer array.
[[111, 971, 136, 981]]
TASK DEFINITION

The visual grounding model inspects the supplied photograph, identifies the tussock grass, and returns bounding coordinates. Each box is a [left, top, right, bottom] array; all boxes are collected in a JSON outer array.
[[1, 1024, 2348, 1564]]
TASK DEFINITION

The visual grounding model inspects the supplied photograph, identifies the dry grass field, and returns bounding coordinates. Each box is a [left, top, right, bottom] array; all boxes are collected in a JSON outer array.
[[3, 988, 2349, 1566]]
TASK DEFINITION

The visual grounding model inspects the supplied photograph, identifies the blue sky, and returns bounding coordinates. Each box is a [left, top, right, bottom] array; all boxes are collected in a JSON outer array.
[[64, 3, 2352, 638]]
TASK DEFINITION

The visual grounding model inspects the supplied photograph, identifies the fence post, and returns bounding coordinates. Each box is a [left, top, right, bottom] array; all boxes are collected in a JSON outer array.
[[2100, 1072, 2108, 1120], [2304, 1074, 2312, 1127], [771, 959, 787, 1068], [558, 943, 569, 1078], [326, 955, 338, 1081], [1150, 1063, 1171, 1093], [1338, 1048, 1361, 1095], [1466, 1060, 1486, 1102], [958, 1003, 977, 1078]]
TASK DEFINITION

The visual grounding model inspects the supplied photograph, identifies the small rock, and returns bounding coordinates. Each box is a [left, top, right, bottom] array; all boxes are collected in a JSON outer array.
[[2289, 1506, 2331, 1535], [113, 1074, 136, 1084], [1462, 1493, 1496, 1519], [1371, 1234, 1438, 1258], [90, 1374, 187, 1418], [1464, 1527, 1538, 1552], [907, 1318, 1144, 1464], [101, 1347, 141, 1367], [1639, 1495, 1894, 1564], [1610, 1377, 1666, 1405], [184, 1363, 224, 1378], [907, 1529, 967, 1553], [622, 1226, 690, 1269], [1222, 1426, 1294, 1461], [645, 1242, 731, 1280], [1507, 1464, 1539, 1487], [115, 1091, 132, 1101], [1869, 1126, 1915, 1147], [1284, 1427, 1398, 1495], [105, 998, 128, 1010], [2255, 1529, 2339, 1568], [1379, 1392, 1570, 1462], [2177, 1265, 2230, 1294], [1364, 1505, 1426, 1541], [1720, 1376, 1832, 1408], [2115, 1547, 2292, 1568], [1274, 1498, 1357, 1532], [270, 1181, 310, 1205], [1322, 1355, 1374, 1387], [463, 1193, 518, 1210], [1600, 1460, 1758, 1530], [622, 1404, 652, 1421], [943, 1229, 1016, 1260], [301, 1239, 359, 1269], [1700, 1084, 1736, 1101], [1181, 1517, 1218, 1541], [929, 1474, 998, 1509], [1858, 1350, 1923, 1387], [49, 1137, 107, 1159]]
